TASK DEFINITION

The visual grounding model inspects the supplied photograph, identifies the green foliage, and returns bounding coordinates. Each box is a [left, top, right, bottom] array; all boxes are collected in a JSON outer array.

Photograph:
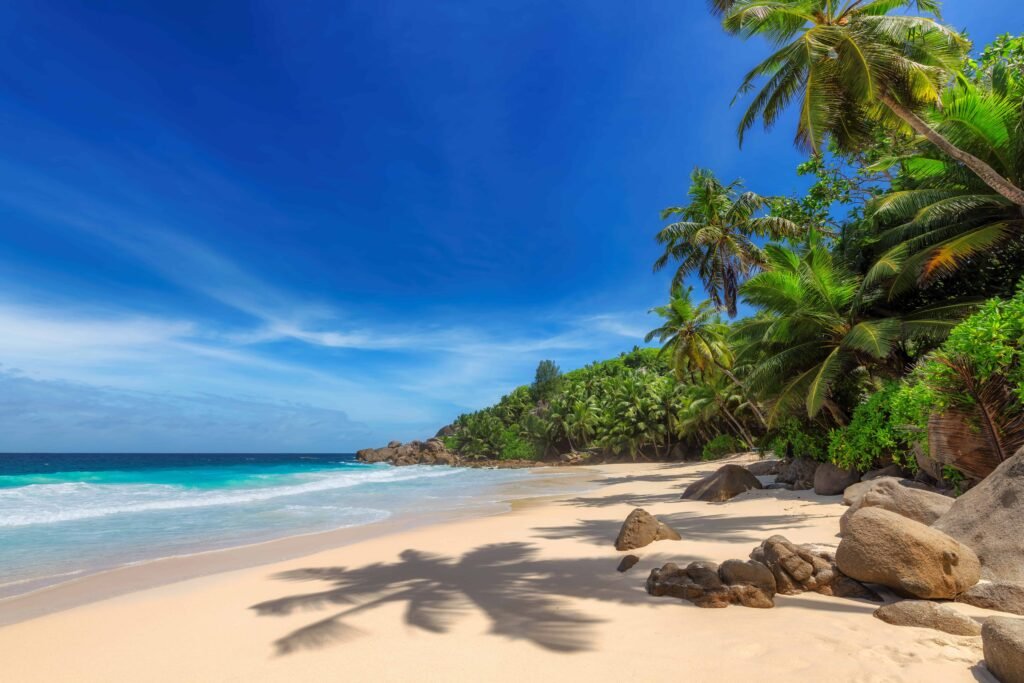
[[532, 360, 562, 403], [827, 384, 918, 472], [433, 32, 1024, 484], [702, 434, 739, 461], [923, 286, 1024, 398], [765, 417, 827, 462], [941, 465, 967, 496], [964, 34, 1024, 89], [498, 427, 536, 461], [737, 244, 967, 425], [888, 379, 936, 455], [715, 0, 966, 154], [442, 348, 756, 461], [863, 76, 1024, 297], [654, 168, 801, 317]]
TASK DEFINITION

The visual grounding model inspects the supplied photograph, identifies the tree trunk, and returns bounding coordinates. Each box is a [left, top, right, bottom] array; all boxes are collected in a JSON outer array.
[[716, 399, 755, 450], [822, 398, 849, 427], [879, 92, 1024, 206], [715, 361, 768, 429]]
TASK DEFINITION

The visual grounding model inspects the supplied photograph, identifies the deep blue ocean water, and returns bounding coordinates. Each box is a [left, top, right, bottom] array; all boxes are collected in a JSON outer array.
[[0, 453, 574, 599]]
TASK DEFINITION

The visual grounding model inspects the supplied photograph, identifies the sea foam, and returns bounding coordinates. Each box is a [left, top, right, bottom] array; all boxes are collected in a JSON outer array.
[[0, 466, 458, 527]]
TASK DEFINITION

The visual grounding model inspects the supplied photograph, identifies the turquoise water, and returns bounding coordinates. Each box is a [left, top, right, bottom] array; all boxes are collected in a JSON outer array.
[[0, 454, 573, 599]]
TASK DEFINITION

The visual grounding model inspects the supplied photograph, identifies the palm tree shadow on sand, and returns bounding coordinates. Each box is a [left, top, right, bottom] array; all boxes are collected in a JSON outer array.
[[251, 542, 668, 656]]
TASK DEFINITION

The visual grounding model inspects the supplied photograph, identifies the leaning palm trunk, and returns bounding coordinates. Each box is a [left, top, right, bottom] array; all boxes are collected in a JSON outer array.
[[716, 399, 755, 450], [715, 361, 768, 429], [879, 93, 1024, 207]]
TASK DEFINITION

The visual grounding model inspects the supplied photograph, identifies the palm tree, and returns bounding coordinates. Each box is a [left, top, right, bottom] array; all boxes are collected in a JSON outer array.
[[565, 397, 600, 451], [645, 283, 768, 426], [864, 78, 1024, 295], [599, 372, 667, 459], [738, 243, 968, 424], [654, 168, 801, 316], [714, 0, 1024, 206]]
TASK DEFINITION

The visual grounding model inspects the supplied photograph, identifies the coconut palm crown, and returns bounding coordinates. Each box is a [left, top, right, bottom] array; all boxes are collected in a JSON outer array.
[[714, 0, 1024, 206], [654, 167, 801, 317]]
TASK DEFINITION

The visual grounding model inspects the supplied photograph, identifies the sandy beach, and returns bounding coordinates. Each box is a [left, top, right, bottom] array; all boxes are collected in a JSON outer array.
[[0, 455, 999, 682]]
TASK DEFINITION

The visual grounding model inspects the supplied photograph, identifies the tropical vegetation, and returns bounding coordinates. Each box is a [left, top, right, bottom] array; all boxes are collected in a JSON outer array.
[[438, 18, 1024, 490]]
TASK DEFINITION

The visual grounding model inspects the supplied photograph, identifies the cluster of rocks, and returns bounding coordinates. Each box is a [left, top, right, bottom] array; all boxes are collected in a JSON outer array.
[[769, 457, 936, 497], [356, 439, 545, 468], [652, 450, 1024, 682], [751, 535, 880, 600], [609, 448, 1024, 681], [646, 534, 880, 610], [647, 558, 777, 608], [356, 439, 458, 466]]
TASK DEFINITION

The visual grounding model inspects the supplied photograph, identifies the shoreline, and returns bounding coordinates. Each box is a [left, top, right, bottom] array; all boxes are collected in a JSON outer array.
[[0, 455, 999, 682], [0, 465, 598, 627]]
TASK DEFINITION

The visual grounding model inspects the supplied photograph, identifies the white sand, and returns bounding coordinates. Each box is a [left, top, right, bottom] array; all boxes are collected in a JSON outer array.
[[0, 455, 999, 682]]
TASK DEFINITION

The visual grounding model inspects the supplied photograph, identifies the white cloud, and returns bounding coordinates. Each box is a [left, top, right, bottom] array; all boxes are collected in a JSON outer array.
[[0, 186, 659, 449], [0, 370, 371, 452]]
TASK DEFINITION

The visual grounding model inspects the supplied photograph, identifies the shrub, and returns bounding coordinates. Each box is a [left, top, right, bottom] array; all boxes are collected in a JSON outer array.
[[702, 434, 739, 461], [884, 283, 1024, 474], [498, 427, 537, 460], [941, 465, 967, 496], [765, 417, 828, 462], [919, 284, 1024, 404], [827, 383, 918, 472]]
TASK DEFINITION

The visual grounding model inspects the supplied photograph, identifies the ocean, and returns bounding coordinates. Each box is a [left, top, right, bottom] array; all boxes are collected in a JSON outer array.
[[0, 453, 579, 599]]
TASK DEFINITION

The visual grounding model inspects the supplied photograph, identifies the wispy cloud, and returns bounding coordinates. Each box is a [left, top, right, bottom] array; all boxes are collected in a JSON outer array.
[[0, 369, 371, 452], [0, 177, 656, 450]]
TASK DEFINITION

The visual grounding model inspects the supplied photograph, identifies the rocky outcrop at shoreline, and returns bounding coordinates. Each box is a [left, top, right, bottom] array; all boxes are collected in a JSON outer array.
[[355, 439, 544, 468], [356, 438, 458, 466]]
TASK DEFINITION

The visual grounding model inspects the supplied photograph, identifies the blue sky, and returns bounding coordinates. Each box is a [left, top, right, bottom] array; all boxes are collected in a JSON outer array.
[[0, 1, 1014, 452]]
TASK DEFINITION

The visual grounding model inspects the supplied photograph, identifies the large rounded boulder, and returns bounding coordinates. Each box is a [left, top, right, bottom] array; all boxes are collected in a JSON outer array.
[[813, 462, 860, 496], [836, 507, 981, 599], [776, 458, 818, 490], [681, 464, 763, 502], [934, 450, 1024, 583], [614, 508, 681, 551], [839, 478, 953, 535], [983, 617, 1024, 683]]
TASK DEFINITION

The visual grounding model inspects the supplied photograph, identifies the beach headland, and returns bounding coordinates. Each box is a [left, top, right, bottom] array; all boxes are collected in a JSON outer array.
[[0, 454, 999, 682]]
